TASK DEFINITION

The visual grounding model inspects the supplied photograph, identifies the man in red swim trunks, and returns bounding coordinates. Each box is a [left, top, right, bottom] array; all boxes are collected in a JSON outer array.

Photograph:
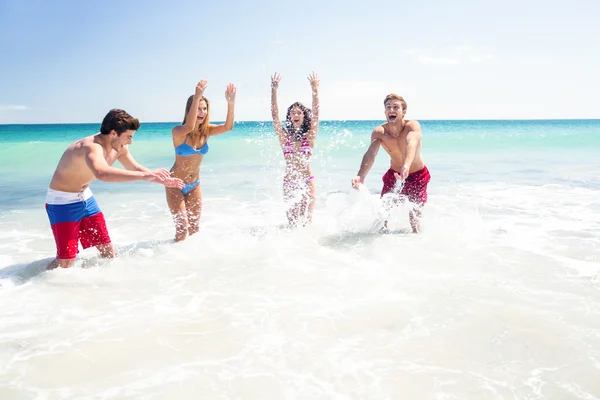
[[45, 109, 184, 270], [351, 94, 431, 233]]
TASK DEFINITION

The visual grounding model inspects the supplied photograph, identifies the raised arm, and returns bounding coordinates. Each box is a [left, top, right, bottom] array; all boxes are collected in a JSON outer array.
[[172, 80, 207, 140], [270, 72, 286, 146], [400, 121, 422, 179], [209, 83, 236, 136], [351, 128, 383, 188], [307, 71, 320, 144]]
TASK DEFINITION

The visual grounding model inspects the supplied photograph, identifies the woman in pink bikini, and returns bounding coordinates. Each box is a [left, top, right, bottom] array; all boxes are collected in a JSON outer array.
[[270, 72, 320, 226]]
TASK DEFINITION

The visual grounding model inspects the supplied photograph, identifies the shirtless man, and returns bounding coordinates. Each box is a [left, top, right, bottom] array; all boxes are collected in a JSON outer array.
[[45, 109, 184, 269], [351, 94, 431, 233]]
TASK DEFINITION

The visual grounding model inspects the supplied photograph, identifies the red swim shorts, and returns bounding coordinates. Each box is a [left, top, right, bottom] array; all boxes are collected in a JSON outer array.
[[381, 166, 431, 206], [45, 188, 111, 259]]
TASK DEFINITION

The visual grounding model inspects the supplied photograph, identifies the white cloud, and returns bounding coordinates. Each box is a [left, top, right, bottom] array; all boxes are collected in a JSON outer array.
[[0, 105, 28, 111]]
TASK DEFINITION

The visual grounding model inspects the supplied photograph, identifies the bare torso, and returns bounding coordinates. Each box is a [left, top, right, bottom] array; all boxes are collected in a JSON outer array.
[[170, 134, 207, 183], [377, 120, 424, 173], [283, 142, 313, 181], [49, 135, 122, 192]]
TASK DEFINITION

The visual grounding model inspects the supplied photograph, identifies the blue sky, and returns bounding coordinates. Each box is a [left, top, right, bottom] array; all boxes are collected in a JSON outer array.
[[1, 0, 599, 123]]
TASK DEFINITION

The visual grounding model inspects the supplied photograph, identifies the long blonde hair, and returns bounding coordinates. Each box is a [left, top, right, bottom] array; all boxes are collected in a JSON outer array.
[[183, 95, 210, 138]]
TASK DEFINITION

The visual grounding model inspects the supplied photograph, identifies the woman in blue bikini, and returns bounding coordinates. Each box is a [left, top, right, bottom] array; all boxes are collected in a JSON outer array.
[[270, 72, 320, 226], [166, 79, 236, 242]]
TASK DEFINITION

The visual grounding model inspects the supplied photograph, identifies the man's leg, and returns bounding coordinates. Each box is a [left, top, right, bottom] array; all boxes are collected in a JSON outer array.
[[404, 174, 429, 234], [47, 257, 77, 269], [80, 209, 114, 257], [409, 207, 423, 234], [96, 243, 116, 258], [47, 216, 81, 269]]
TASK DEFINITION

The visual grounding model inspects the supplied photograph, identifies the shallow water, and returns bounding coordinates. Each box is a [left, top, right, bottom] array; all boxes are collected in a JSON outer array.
[[1, 120, 599, 398]]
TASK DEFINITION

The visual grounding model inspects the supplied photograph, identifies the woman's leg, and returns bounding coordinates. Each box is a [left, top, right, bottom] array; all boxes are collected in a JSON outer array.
[[184, 184, 203, 236], [166, 186, 188, 242]]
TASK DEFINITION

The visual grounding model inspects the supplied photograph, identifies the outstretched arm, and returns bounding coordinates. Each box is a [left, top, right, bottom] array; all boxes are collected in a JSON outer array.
[[351, 129, 383, 188], [307, 72, 320, 144], [172, 80, 207, 140], [270, 72, 286, 147], [400, 121, 422, 179], [209, 83, 236, 136], [86, 144, 154, 183], [117, 145, 151, 173], [113, 146, 184, 189]]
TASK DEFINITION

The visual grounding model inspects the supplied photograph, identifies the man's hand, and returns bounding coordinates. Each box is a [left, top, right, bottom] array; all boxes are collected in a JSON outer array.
[[143, 169, 184, 189], [161, 177, 185, 189], [394, 165, 409, 182], [351, 175, 364, 189]]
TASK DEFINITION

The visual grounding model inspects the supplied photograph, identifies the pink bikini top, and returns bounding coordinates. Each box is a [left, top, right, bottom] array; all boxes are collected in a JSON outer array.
[[283, 135, 312, 156]]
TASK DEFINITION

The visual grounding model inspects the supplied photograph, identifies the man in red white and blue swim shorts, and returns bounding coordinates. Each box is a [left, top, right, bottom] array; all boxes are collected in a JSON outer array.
[[45, 188, 111, 260], [45, 109, 184, 269]]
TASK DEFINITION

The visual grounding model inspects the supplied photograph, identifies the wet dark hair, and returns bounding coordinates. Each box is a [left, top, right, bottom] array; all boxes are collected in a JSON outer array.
[[100, 109, 140, 135], [285, 102, 312, 141]]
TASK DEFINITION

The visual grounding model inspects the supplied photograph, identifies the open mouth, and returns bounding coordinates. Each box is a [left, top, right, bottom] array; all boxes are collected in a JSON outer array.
[[388, 114, 397, 122]]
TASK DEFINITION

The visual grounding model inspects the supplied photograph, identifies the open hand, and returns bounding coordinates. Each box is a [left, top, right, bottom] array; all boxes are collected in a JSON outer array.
[[152, 168, 171, 181], [195, 80, 208, 96], [271, 72, 281, 89], [225, 83, 236, 103], [308, 71, 319, 90], [161, 177, 185, 189]]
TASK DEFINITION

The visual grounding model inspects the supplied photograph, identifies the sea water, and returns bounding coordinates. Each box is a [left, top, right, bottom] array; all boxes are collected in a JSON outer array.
[[0, 119, 599, 399]]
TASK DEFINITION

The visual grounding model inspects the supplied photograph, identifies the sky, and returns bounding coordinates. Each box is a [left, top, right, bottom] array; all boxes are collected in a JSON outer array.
[[1, 0, 599, 124]]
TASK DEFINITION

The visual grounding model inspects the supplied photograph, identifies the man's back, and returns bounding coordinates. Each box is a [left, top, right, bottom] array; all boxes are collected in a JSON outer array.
[[49, 135, 114, 192]]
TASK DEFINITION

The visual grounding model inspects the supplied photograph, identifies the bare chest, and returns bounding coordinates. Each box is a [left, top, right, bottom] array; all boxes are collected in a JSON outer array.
[[381, 134, 407, 155]]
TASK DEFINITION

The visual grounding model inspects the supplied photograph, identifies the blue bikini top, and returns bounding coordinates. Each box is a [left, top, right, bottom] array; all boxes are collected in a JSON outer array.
[[175, 135, 209, 157]]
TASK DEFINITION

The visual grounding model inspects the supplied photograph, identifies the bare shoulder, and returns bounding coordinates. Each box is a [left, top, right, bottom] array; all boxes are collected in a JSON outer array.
[[405, 120, 423, 141], [406, 119, 422, 131], [78, 135, 101, 152], [172, 124, 189, 136], [371, 124, 385, 140]]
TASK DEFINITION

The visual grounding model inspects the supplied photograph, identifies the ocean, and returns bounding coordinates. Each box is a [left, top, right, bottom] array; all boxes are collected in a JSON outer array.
[[1, 119, 599, 399]]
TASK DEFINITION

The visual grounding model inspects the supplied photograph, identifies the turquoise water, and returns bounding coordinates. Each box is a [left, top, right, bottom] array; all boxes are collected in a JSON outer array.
[[1, 120, 599, 398], [1, 119, 599, 207]]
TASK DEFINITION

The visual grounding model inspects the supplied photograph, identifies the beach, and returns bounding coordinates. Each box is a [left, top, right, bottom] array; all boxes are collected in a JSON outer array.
[[1, 119, 599, 399]]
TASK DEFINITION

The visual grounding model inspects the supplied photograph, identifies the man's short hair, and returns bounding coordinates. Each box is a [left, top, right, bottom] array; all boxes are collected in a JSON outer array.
[[100, 109, 140, 135], [383, 94, 407, 110]]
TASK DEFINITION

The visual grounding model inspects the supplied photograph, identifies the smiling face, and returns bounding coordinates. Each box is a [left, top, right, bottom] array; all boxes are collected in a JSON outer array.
[[384, 98, 406, 124], [289, 106, 305, 129], [197, 100, 208, 124], [111, 129, 135, 151]]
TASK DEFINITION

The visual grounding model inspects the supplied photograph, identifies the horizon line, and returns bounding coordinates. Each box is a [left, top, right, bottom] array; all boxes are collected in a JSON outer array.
[[2, 117, 600, 126]]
